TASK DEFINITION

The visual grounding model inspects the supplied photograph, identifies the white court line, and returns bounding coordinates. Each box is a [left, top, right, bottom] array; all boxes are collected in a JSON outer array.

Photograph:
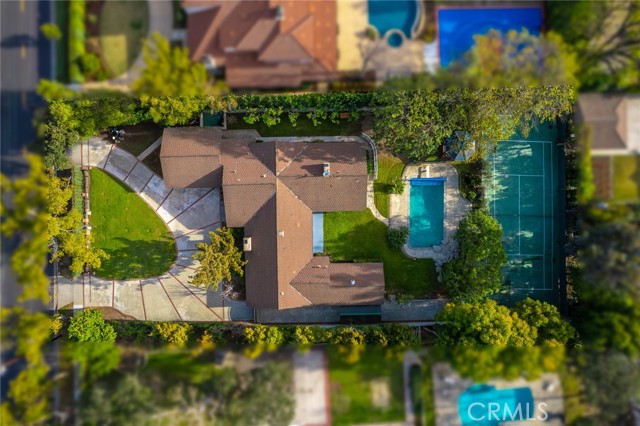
[[499, 140, 553, 144], [543, 142, 547, 289], [518, 176, 521, 254], [496, 173, 544, 177]]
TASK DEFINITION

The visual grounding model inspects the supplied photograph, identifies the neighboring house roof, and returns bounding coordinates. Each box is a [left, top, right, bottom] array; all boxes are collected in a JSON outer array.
[[576, 93, 640, 154], [160, 128, 382, 309], [182, 0, 338, 88]]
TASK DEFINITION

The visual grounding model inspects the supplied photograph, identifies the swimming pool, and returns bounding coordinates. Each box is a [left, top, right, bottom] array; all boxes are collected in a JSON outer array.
[[437, 6, 543, 66], [409, 178, 444, 248], [368, 0, 420, 45], [458, 384, 534, 425]]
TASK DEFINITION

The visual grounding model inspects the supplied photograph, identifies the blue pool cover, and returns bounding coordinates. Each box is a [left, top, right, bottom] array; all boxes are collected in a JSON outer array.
[[437, 7, 543, 66], [458, 384, 535, 425], [409, 180, 444, 248], [368, 0, 419, 38], [312, 213, 323, 253]]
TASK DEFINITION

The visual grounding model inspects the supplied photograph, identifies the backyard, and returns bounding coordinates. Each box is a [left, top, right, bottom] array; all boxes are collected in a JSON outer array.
[[226, 113, 364, 137], [324, 210, 439, 298], [612, 155, 640, 202], [374, 154, 405, 218], [329, 348, 405, 425], [90, 169, 176, 279]]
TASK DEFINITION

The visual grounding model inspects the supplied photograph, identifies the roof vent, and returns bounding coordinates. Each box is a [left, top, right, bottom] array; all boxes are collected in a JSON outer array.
[[350, 280, 356, 286], [243, 237, 252, 252], [323, 162, 330, 177], [278, 230, 285, 237], [275, 5, 285, 21]]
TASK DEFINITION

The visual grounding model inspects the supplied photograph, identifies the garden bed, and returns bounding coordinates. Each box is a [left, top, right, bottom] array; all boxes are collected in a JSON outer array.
[[324, 209, 439, 298], [226, 113, 364, 137], [117, 123, 163, 157], [142, 147, 163, 177], [89, 169, 176, 279]]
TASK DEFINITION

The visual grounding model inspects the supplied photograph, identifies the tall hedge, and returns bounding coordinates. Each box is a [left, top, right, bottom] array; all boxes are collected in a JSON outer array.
[[68, 0, 86, 83], [576, 123, 595, 204]]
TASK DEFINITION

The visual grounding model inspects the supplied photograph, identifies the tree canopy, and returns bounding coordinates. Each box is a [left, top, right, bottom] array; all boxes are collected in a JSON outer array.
[[190, 228, 246, 292], [442, 210, 507, 302]]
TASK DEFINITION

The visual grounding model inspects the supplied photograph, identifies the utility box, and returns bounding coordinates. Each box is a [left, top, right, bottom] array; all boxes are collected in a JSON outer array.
[[243, 237, 252, 252]]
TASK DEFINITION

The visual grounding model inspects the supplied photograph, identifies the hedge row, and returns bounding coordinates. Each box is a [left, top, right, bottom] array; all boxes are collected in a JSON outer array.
[[68, 0, 86, 84]]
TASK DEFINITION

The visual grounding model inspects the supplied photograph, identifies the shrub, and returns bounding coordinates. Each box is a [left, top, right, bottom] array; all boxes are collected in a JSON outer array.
[[50, 314, 64, 336], [40, 23, 62, 41], [80, 52, 102, 79], [153, 322, 192, 346], [365, 327, 389, 346], [386, 226, 409, 249], [243, 324, 284, 347], [576, 123, 595, 204], [68, 309, 116, 342], [381, 323, 418, 346], [68, 0, 87, 83], [390, 176, 405, 194], [330, 327, 365, 346], [364, 26, 377, 41]]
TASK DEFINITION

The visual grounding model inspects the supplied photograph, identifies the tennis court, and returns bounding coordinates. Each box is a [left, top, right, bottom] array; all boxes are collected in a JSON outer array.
[[486, 124, 562, 304]]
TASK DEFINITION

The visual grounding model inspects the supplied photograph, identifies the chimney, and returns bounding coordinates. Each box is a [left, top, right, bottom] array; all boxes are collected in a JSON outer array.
[[243, 237, 252, 252], [323, 162, 330, 177]]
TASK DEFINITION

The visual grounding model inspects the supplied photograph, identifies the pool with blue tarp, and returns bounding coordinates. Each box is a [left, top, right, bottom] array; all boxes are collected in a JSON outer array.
[[409, 178, 445, 248], [458, 384, 535, 425], [312, 213, 324, 253], [437, 6, 543, 66]]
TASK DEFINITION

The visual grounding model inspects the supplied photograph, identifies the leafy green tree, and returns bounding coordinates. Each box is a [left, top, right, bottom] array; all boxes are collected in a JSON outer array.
[[37, 79, 77, 102], [442, 210, 507, 302], [4, 363, 51, 426], [435, 300, 535, 346], [547, 0, 640, 90], [513, 298, 575, 346], [190, 227, 246, 292], [153, 322, 193, 346], [68, 309, 117, 342], [140, 95, 210, 126], [132, 32, 209, 97], [67, 342, 122, 384], [446, 29, 579, 88], [40, 23, 62, 40]]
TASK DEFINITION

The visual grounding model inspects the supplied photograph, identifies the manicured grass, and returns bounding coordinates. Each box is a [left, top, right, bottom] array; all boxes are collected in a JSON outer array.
[[72, 166, 83, 215], [142, 147, 163, 177], [374, 154, 405, 218], [227, 113, 363, 137], [328, 348, 405, 425], [99, 0, 149, 76], [612, 155, 640, 202], [324, 209, 439, 297], [118, 123, 163, 157], [90, 169, 176, 279]]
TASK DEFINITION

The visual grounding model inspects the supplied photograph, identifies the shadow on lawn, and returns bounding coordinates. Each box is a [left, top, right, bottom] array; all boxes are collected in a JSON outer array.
[[95, 236, 176, 281]]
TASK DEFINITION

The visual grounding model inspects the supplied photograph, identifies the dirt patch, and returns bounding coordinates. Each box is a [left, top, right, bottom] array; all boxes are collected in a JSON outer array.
[[93, 306, 139, 321]]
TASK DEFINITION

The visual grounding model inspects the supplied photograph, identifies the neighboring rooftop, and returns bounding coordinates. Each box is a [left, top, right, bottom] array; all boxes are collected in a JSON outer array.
[[160, 127, 382, 309], [183, 0, 338, 88], [576, 93, 640, 154]]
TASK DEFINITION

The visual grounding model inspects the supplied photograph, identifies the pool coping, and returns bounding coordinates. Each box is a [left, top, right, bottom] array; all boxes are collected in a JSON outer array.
[[389, 162, 471, 270]]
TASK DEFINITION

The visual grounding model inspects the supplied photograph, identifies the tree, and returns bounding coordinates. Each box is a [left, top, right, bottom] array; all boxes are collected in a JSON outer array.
[[442, 210, 507, 302], [547, 0, 640, 90], [40, 23, 62, 41], [445, 29, 579, 88], [132, 32, 210, 97], [513, 298, 575, 346], [37, 79, 76, 102], [4, 363, 51, 426], [68, 309, 117, 342], [66, 342, 122, 384], [435, 300, 536, 346], [190, 227, 246, 292], [140, 95, 210, 127]]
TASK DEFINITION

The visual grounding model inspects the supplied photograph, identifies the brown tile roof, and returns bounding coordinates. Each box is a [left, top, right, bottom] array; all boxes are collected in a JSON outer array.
[[184, 0, 337, 88], [160, 128, 381, 309], [576, 93, 628, 151], [160, 128, 223, 188]]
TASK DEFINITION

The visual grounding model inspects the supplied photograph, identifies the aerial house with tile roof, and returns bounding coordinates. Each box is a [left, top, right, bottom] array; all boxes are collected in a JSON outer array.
[[160, 127, 385, 310], [183, 0, 338, 89]]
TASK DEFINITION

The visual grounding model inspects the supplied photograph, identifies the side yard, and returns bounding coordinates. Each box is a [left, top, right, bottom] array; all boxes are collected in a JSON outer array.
[[226, 113, 364, 137], [324, 209, 439, 298]]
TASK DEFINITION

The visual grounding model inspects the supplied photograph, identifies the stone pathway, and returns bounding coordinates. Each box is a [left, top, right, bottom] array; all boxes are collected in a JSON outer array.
[[390, 163, 471, 270], [54, 138, 253, 321]]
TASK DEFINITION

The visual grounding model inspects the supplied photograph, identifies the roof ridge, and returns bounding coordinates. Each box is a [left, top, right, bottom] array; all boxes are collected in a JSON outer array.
[[288, 13, 315, 58], [277, 143, 310, 175]]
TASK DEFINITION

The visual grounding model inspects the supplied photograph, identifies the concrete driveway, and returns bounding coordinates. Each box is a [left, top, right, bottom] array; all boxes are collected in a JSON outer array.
[[54, 138, 252, 322]]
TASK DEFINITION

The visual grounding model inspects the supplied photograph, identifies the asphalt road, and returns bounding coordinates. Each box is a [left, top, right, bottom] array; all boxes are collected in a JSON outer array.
[[1, 0, 53, 397]]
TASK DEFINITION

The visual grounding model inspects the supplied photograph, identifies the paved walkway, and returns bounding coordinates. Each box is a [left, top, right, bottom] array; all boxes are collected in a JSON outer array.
[[54, 138, 253, 321], [292, 350, 330, 426], [390, 163, 471, 270]]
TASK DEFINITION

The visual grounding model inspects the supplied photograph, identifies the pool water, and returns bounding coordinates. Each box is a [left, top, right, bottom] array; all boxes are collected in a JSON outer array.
[[387, 32, 404, 48], [368, 0, 419, 40], [409, 179, 444, 248], [458, 384, 534, 425], [437, 7, 543, 66]]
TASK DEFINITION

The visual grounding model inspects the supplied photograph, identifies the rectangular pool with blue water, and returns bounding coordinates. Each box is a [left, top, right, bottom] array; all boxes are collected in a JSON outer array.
[[458, 384, 534, 425], [409, 178, 445, 248]]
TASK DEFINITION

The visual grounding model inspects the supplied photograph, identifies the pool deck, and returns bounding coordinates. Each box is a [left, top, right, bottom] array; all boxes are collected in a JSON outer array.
[[431, 363, 565, 426], [389, 163, 470, 269]]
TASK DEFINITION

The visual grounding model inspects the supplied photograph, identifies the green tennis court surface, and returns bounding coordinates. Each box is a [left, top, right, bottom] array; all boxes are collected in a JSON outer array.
[[486, 124, 563, 305]]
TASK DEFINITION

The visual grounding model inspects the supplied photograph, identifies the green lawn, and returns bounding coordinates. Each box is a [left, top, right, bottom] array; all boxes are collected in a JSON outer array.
[[118, 123, 163, 157], [227, 113, 363, 137], [324, 210, 439, 297], [145, 351, 221, 385], [374, 154, 405, 218], [99, 0, 149, 76], [90, 169, 176, 279], [613, 155, 640, 202], [328, 348, 405, 425]]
